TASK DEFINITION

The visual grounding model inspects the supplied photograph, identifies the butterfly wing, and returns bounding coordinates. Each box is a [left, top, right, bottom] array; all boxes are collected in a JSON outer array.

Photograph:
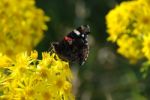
[[73, 38, 89, 65], [78, 45, 89, 65]]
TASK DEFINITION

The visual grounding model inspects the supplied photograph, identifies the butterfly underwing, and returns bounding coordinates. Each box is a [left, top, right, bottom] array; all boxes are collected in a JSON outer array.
[[51, 25, 90, 65]]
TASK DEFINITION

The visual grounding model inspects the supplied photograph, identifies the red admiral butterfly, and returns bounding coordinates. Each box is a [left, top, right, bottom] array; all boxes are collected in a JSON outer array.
[[51, 25, 90, 65]]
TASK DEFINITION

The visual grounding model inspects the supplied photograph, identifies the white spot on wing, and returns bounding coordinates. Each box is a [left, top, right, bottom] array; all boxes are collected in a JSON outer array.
[[82, 34, 84, 37], [73, 29, 80, 36]]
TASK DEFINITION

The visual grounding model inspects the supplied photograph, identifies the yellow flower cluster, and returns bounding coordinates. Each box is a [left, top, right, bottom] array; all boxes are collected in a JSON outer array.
[[0, 0, 75, 99], [0, 0, 49, 57], [106, 0, 150, 63], [0, 51, 74, 100]]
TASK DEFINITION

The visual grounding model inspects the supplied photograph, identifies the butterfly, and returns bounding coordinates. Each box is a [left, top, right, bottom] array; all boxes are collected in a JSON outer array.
[[51, 25, 90, 65]]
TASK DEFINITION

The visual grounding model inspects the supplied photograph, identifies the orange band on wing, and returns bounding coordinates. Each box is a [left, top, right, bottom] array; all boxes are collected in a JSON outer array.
[[64, 36, 73, 41]]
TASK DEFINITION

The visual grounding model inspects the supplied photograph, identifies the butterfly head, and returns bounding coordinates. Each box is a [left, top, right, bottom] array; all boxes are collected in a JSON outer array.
[[79, 25, 90, 34], [73, 25, 90, 39]]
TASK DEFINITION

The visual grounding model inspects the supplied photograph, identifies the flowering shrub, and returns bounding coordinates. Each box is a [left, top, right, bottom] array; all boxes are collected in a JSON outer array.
[[0, 0, 74, 99], [106, 0, 150, 63], [0, 51, 74, 100], [0, 0, 49, 57]]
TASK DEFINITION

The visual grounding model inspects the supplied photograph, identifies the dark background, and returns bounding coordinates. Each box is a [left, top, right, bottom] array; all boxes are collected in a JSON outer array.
[[35, 0, 150, 100]]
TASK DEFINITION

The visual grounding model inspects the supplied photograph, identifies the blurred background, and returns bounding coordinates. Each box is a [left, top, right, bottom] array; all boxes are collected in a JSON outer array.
[[35, 0, 150, 100]]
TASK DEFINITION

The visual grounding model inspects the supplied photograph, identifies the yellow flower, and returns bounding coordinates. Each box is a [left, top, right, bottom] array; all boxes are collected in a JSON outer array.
[[106, 0, 139, 42], [106, 0, 150, 63], [0, 0, 50, 57], [8, 52, 32, 78], [117, 35, 143, 63], [0, 53, 12, 68], [30, 50, 38, 60], [0, 51, 74, 100]]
